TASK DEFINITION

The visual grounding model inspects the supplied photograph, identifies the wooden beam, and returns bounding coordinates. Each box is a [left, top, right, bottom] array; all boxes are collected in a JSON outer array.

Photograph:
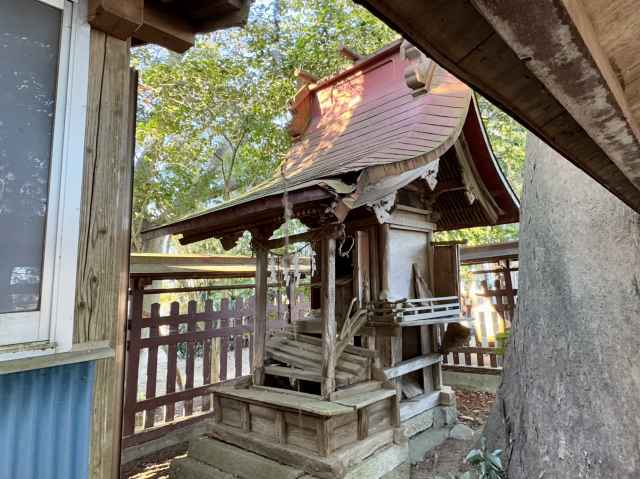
[[399, 391, 441, 422], [377, 354, 441, 380], [321, 236, 337, 397], [88, 0, 143, 41], [133, 3, 196, 53], [252, 242, 268, 385], [356, 0, 640, 212]]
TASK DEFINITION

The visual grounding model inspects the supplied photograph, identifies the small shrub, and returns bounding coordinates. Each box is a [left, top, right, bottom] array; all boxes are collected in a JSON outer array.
[[435, 438, 506, 479]]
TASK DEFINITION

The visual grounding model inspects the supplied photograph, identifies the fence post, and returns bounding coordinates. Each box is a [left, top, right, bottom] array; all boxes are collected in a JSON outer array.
[[203, 299, 213, 411], [123, 278, 145, 437], [144, 303, 160, 428], [165, 301, 179, 422]]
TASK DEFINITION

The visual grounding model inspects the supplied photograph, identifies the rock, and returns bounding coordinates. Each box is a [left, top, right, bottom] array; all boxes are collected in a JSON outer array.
[[449, 424, 475, 441]]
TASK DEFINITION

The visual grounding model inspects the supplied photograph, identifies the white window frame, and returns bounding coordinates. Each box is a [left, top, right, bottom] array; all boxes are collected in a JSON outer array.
[[0, 0, 90, 361]]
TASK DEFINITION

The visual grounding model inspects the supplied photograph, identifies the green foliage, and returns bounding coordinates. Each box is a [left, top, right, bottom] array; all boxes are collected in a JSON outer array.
[[132, 0, 526, 252], [495, 330, 511, 357], [436, 438, 506, 479], [132, 0, 396, 253]]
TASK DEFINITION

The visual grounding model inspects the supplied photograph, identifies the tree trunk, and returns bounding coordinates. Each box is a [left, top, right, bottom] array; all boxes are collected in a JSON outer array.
[[488, 133, 640, 477]]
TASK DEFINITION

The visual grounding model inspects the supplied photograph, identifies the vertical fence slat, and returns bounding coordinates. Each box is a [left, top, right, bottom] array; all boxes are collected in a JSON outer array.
[[202, 299, 213, 412], [165, 302, 179, 423], [235, 334, 243, 378], [235, 298, 245, 378], [477, 349, 485, 367], [185, 300, 197, 417], [144, 303, 160, 428], [220, 298, 230, 381]]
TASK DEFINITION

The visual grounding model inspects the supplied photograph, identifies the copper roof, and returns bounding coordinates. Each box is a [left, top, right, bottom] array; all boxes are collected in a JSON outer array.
[[144, 40, 519, 243]]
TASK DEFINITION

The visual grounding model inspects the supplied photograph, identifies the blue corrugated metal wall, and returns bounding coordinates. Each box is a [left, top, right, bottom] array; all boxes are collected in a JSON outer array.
[[0, 361, 95, 479]]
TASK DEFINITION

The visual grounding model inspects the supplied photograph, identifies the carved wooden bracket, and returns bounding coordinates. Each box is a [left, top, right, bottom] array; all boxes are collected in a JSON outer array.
[[400, 40, 436, 96]]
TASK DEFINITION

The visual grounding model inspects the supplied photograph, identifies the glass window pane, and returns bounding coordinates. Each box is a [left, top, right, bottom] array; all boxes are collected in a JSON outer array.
[[0, 0, 62, 314]]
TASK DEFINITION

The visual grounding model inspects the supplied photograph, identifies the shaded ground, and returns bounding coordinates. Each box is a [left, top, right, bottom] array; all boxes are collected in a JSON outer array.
[[121, 388, 496, 479], [121, 444, 187, 479], [411, 388, 496, 479]]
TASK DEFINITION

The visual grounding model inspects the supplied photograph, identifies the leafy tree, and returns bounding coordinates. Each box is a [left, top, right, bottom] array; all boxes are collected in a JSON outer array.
[[131, 0, 396, 253], [131, 0, 525, 252]]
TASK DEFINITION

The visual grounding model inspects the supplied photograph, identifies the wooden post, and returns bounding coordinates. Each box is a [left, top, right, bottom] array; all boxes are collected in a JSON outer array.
[[379, 224, 391, 299], [321, 235, 337, 398], [287, 279, 296, 323], [253, 242, 268, 385], [122, 278, 144, 436]]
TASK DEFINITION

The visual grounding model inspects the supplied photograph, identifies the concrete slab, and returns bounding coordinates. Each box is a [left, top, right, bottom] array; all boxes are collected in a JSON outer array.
[[171, 457, 236, 479], [189, 436, 304, 479]]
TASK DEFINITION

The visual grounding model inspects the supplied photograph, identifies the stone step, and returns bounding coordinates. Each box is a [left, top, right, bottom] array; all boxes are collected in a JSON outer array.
[[189, 435, 304, 479], [171, 456, 235, 479]]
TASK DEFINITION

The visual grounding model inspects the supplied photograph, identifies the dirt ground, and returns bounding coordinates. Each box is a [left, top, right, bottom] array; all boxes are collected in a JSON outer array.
[[122, 388, 496, 479]]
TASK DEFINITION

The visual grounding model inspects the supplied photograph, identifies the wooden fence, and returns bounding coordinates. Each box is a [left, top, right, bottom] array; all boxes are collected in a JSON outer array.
[[122, 289, 309, 448], [442, 257, 517, 375]]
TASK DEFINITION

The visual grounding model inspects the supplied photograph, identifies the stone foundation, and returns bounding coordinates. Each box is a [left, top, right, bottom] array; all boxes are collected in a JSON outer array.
[[171, 405, 457, 479]]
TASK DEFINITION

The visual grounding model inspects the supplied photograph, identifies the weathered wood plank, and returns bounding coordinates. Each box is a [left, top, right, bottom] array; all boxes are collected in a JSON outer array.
[[212, 387, 353, 417], [74, 30, 133, 479], [399, 391, 441, 422], [88, 0, 143, 40], [377, 354, 441, 380], [357, 408, 369, 440]]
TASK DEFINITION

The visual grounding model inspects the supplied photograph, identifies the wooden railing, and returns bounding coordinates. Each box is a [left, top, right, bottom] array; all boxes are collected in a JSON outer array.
[[122, 288, 309, 448]]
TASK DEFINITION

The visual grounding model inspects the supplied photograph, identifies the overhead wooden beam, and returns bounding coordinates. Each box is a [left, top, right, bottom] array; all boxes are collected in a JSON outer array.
[[88, 0, 144, 41], [472, 0, 640, 194], [133, 3, 195, 53], [355, 0, 640, 212]]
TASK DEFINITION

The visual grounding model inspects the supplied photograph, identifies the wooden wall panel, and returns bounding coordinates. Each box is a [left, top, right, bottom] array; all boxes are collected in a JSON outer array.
[[74, 29, 134, 479], [432, 244, 460, 297]]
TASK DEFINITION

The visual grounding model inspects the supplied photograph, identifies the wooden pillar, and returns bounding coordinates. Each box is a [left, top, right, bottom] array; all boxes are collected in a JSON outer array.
[[73, 30, 133, 479], [379, 223, 391, 299], [287, 278, 296, 323], [320, 236, 337, 398], [253, 242, 268, 385]]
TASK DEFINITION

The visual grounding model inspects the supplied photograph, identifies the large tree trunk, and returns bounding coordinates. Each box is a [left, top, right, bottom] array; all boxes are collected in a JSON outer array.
[[490, 133, 640, 478]]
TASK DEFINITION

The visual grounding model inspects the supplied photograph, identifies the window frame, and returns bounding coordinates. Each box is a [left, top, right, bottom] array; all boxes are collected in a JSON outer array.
[[0, 0, 90, 360]]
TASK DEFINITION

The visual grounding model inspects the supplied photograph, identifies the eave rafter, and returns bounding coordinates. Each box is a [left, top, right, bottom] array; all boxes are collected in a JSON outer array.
[[88, 0, 250, 53]]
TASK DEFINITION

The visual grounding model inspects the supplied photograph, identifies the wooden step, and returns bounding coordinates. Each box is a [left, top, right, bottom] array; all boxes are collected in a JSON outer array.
[[329, 380, 382, 401], [212, 387, 354, 417], [332, 387, 396, 410]]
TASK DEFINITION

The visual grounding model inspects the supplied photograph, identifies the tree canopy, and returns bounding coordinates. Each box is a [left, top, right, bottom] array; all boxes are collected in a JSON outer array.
[[131, 0, 526, 252]]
